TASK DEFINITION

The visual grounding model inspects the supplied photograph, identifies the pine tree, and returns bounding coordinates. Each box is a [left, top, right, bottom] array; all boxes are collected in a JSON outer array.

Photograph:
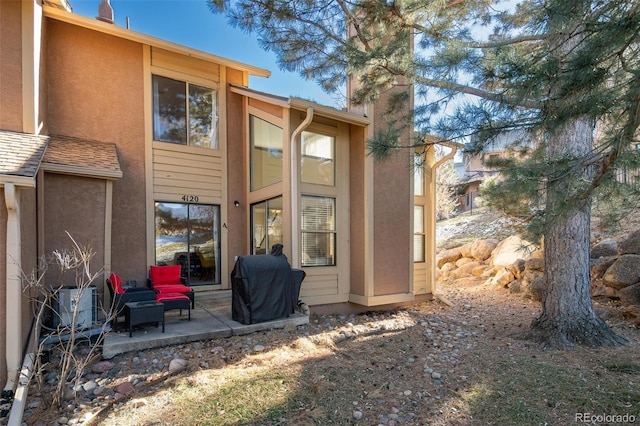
[[210, 0, 640, 348]]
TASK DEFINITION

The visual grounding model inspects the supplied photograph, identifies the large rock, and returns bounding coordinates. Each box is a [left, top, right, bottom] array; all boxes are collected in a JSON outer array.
[[459, 242, 473, 259], [449, 261, 482, 279], [618, 230, 640, 255], [490, 235, 535, 267], [590, 239, 618, 258], [455, 257, 475, 267], [590, 256, 617, 280], [471, 239, 498, 262], [529, 277, 546, 301], [508, 259, 526, 280], [603, 254, 640, 289], [617, 283, 640, 305], [436, 247, 462, 268], [525, 257, 544, 272], [486, 268, 515, 288]]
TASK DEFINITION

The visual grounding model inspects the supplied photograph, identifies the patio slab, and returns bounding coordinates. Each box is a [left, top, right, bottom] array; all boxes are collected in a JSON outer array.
[[102, 297, 309, 358]]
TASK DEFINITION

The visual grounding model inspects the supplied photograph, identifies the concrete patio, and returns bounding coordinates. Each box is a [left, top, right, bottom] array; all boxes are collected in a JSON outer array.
[[102, 290, 309, 358]]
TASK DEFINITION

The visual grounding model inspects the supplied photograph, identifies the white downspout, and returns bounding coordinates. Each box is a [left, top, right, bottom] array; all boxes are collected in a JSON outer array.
[[4, 183, 22, 391], [430, 144, 458, 307], [289, 108, 314, 268]]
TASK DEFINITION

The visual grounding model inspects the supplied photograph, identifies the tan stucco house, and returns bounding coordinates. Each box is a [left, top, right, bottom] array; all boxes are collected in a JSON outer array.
[[0, 0, 440, 393]]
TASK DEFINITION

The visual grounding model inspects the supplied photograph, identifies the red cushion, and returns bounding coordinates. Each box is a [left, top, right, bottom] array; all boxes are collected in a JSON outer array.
[[149, 265, 182, 286], [156, 292, 190, 303], [109, 273, 125, 295], [154, 284, 192, 294]]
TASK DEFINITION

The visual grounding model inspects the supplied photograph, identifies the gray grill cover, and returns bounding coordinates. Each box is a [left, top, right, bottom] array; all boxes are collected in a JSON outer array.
[[231, 246, 305, 324]]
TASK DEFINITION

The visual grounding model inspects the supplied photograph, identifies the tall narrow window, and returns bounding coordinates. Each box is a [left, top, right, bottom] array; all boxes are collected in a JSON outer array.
[[250, 115, 283, 191], [301, 131, 335, 186], [152, 75, 218, 148], [414, 205, 425, 262], [414, 154, 426, 263], [414, 156, 424, 196], [251, 197, 283, 255], [301, 196, 336, 266], [154, 202, 221, 285]]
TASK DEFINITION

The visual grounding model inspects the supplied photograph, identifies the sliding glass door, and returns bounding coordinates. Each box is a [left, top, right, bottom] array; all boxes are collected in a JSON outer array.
[[154, 202, 220, 285]]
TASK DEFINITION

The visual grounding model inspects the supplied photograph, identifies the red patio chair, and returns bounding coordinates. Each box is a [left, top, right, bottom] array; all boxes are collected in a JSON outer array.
[[106, 272, 156, 330], [148, 265, 195, 308]]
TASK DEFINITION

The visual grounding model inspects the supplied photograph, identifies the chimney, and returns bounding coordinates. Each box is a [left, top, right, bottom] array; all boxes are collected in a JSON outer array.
[[96, 0, 114, 24]]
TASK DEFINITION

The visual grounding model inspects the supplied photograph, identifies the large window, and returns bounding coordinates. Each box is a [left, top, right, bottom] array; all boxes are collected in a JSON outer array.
[[154, 202, 221, 285], [301, 196, 336, 266], [251, 197, 283, 255], [250, 115, 283, 191], [152, 75, 218, 149], [301, 131, 335, 186]]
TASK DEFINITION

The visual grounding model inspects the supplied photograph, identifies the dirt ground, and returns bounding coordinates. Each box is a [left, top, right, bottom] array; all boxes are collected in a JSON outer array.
[[25, 273, 640, 425]]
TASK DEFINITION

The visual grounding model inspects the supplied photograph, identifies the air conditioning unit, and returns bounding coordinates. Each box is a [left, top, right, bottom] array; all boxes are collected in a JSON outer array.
[[53, 286, 97, 329]]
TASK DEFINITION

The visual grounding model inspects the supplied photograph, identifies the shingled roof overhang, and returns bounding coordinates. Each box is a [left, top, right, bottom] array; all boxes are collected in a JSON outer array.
[[41, 135, 122, 180], [0, 130, 49, 188]]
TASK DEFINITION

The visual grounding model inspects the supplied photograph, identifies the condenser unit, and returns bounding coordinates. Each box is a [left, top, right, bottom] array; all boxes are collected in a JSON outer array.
[[53, 286, 97, 329]]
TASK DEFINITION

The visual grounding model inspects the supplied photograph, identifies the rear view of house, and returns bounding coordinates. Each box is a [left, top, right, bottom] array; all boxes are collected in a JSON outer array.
[[0, 0, 439, 394]]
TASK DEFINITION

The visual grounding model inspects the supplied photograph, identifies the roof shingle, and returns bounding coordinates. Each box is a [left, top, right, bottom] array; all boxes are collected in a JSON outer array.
[[43, 135, 121, 176], [0, 130, 49, 178]]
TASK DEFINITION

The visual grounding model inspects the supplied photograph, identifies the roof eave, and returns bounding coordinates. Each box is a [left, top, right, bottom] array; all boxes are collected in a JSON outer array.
[[41, 163, 123, 180], [42, 5, 271, 78], [0, 176, 37, 188]]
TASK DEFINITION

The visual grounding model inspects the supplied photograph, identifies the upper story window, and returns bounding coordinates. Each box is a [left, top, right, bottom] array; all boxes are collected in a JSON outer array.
[[152, 75, 218, 149], [250, 115, 283, 191], [301, 131, 335, 186]]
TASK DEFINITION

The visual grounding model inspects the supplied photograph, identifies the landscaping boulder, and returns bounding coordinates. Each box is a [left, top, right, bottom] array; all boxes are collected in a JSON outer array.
[[591, 280, 619, 299], [449, 261, 482, 279], [618, 230, 640, 255], [490, 235, 535, 267], [590, 256, 617, 280], [618, 283, 640, 305], [486, 267, 515, 288], [459, 242, 473, 259], [471, 239, 498, 261], [590, 239, 618, 258], [525, 257, 544, 271], [603, 254, 640, 289], [508, 259, 526, 280], [437, 247, 462, 268], [529, 277, 546, 301]]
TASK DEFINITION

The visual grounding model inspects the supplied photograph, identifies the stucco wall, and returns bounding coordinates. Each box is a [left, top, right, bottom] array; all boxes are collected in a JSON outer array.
[[349, 126, 366, 296], [226, 87, 248, 273], [0, 0, 24, 131], [372, 98, 412, 295], [43, 174, 106, 296], [45, 20, 147, 283]]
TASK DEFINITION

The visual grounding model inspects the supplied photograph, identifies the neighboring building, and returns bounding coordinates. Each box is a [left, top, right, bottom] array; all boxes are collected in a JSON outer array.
[[0, 0, 440, 391], [456, 129, 533, 212]]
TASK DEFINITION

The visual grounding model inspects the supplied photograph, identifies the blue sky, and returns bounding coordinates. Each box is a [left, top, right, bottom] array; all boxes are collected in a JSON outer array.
[[70, 0, 339, 107]]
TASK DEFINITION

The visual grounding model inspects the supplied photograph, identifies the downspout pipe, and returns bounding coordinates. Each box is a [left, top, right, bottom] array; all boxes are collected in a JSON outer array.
[[430, 143, 459, 307], [290, 107, 314, 268], [4, 183, 22, 392]]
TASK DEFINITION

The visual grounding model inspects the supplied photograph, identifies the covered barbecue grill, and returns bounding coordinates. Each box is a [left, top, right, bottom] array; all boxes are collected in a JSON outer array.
[[231, 245, 305, 325]]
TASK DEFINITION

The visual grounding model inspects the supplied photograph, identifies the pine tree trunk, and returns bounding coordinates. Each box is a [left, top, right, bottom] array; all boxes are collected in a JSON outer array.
[[526, 119, 627, 349]]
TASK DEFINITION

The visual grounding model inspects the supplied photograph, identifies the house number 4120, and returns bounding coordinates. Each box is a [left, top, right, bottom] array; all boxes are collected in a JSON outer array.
[[181, 195, 199, 203]]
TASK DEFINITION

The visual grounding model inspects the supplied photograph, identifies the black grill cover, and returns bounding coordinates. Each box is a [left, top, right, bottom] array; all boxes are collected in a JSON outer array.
[[231, 246, 305, 324]]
